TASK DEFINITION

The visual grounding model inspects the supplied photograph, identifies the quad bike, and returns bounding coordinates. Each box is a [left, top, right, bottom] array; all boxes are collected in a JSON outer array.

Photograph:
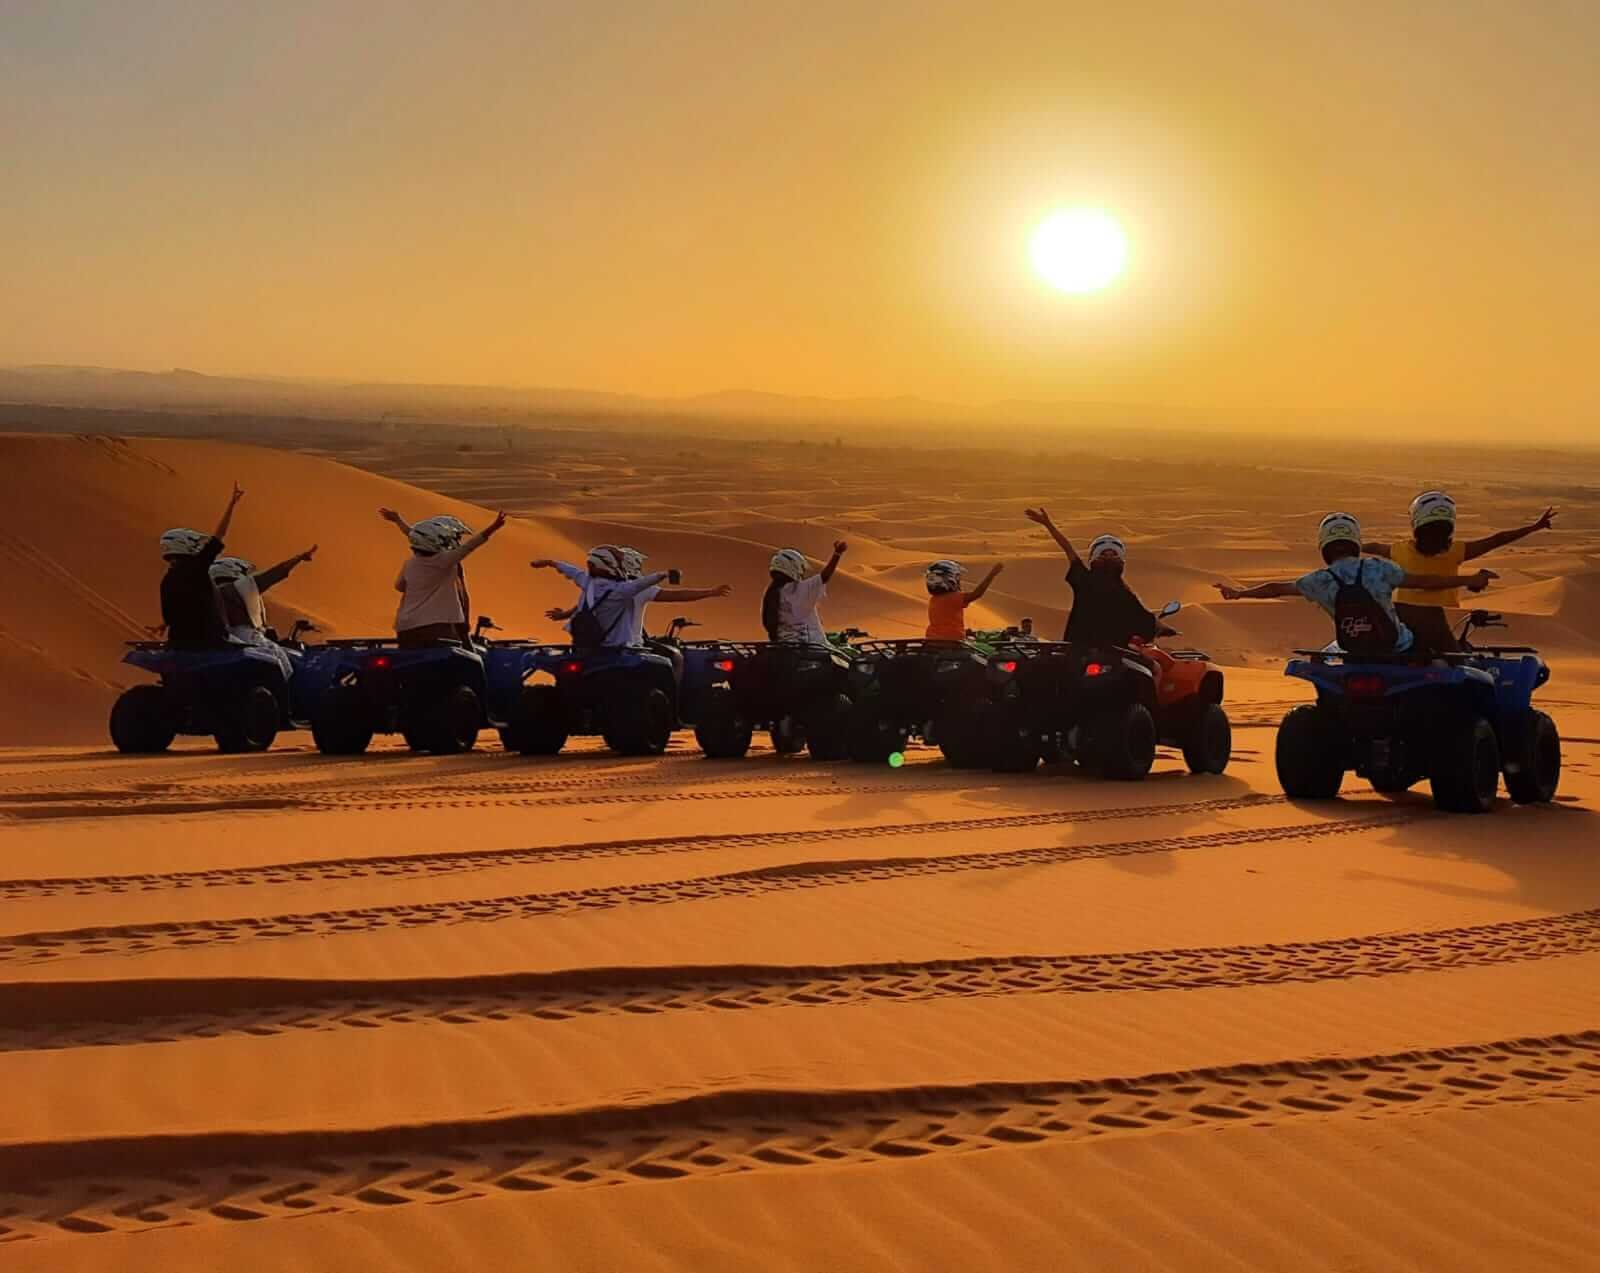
[[980, 602, 1230, 779], [109, 619, 319, 755], [297, 619, 490, 756], [844, 639, 993, 767], [1278, 610, 1560, 813], [693, 640, 856, 761]]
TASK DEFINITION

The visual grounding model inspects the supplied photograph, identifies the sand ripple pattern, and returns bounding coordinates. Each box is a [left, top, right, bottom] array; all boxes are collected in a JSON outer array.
[[0, 812, 1415, 965], [2, 1031, 1595, 1242]]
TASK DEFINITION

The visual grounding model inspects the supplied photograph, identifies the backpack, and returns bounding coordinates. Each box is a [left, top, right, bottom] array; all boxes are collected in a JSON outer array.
[[570, 581, 627, 649], [1328, 558, 1399, 656]]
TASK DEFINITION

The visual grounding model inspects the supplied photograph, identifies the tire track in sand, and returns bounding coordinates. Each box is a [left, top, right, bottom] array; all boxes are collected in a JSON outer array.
[[0, 794, 1282, 899], [2, 906, 1595, 1053], [1, 1030, 1595, 1242], [0, 812, 1416, 965]]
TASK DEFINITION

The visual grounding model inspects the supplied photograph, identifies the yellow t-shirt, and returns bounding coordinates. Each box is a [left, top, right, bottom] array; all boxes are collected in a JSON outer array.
[[926, 591, 969, 640], [1391, 539, 1466, 608]]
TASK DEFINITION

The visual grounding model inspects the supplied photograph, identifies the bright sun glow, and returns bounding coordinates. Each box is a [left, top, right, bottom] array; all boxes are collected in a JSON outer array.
[[1029, 208, 1129, 294]]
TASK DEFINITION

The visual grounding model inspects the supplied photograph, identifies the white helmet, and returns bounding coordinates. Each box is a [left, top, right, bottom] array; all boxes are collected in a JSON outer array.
[[1318, 511, 1362, 551], [159, 528, 209, 558], [587, 544, 627, 579], [408, 516, 463, 554], [208, 556, 254, 583], [1409, 490, 1457, 530], [619, 546, 647, 580], [1088, 534, 1126, 563], [769, 548, 808, 582], [925, 559, 965, 594]]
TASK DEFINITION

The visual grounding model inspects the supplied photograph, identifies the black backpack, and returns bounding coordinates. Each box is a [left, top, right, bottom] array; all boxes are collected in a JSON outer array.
[[570, 583, 627, 649], [1328, 558, 1399, 656]]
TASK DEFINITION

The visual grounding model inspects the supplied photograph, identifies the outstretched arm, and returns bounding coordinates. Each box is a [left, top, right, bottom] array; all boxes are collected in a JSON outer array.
[[654, 584, 733, 603], [1401, 568, 1497, 593], [254, 545, 317, 592], [964, 563, 1004, 603], [379, 507, 413, 537], [1214, 580, 1300, 601], [1465, 508, 1556, 561], [214, 482, 244, 541], [546, 605, 576, 622], [1024, 508, 1080, 566], [819, 541, 847, 584]]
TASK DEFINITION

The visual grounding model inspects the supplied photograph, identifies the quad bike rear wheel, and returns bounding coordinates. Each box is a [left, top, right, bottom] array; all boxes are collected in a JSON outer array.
[[936, 701, 990, 769], [604, 685, 674, 756], [986, 702, 1040, 774], [311, 684, 374, 755], [694, 687, 754, 759], [215, 683, 280, 754], [109, 685, 178, 755], [804, 692, 854, 761], [1089, 701, 1157, 781], [1430, 716, 1500, 814], [848, 699, 908, 764], [1275, 705, 1346, 799], [507, 684, 569, 756], [770, 716, 807, 755], [1181, 702, 1232, 775], [1502, 710, 1560, 805], [406, 685, 482, 755]]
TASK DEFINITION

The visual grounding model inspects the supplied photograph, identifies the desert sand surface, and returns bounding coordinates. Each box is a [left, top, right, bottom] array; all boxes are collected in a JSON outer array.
[[1, 426, 1598, 1270]]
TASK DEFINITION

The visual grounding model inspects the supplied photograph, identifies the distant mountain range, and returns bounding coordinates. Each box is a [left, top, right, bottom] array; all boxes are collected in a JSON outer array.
[[0, 362, 1547, 442]]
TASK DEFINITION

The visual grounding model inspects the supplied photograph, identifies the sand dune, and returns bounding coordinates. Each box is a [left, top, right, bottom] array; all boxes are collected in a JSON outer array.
[[1, 427, 1597, 1270]]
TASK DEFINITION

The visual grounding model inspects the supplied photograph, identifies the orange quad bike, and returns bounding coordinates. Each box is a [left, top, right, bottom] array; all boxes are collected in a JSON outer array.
[[1128, 602, 1232, 775]]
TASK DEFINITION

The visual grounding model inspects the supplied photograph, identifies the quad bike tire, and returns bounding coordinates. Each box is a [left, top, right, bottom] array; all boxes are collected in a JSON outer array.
[[603, 685, 674, 756], [405, 684, 482, 755], [986, 702, 1040, 774], [1430, 716, 1500, 814], [109, 685, 178, 755], [1502, 709, 1560, 805], [804, 692, 854, 761], [770, 716, 808, 755], [507, 684, 569, 756], [936, 701, 991, 769], [214, 683, 280, 754], [847, 700, 908, 764], [1089, 701, 1157, 781], [694, 687, 755, 759], [311, 684, 375, 755], [1275, 705, 1346, 799], [1181, 702, 1232, 775], [1366, 760, 1417, 795]]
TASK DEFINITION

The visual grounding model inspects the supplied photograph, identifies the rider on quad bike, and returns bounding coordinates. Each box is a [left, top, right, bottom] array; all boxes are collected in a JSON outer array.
[[1024, 507, 1158, 647]]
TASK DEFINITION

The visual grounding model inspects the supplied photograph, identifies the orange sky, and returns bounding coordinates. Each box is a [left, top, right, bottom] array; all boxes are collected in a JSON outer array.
[[2, 1, 1596, 434]]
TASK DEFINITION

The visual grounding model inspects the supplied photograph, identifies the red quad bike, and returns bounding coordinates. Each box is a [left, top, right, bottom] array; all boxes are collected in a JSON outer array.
[[983, 601, 1231, 779]]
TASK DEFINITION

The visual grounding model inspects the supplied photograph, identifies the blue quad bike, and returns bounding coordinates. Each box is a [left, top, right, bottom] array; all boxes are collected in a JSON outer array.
[[480, 620, 688, 758], [1277, 611, 1561, 813], [844, 638, 994, 767], [299, 620, 494, 756], [691, 634, 859, 761], [109, 620, 319, 754]]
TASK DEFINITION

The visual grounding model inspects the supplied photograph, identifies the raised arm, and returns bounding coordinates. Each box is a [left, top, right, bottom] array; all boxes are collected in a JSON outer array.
[[1214, 580, 1300, 601], [1401, 568, 1496, 593], [440, 511, 508, 564], [965, 563, 1004, 603], [654, 584, 733, 603], [254, 545, 317, 592], [819, 541, 847, 584], [214, 483, 244, 541], [378, 507, 413, 537], [1465, 508, 1556, 561], [1024, 508, 1080, 566]]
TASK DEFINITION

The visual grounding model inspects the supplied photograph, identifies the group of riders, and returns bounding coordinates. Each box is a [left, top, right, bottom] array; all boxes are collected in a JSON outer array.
[[154, 483, 1557, 669]]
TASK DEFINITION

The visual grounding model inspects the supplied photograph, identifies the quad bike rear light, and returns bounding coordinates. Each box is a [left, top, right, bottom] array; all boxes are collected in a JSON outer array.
[[1084, 662, 1106, 677], [713, 659, 737, 672], [1346, 674, 1386, 697], [561, 660, 583, 675], [367, 655, 392, 670], [996, 660, 1018, 674]]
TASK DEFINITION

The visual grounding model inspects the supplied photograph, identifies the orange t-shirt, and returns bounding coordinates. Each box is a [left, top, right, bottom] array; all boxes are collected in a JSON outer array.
[[926, 591, 968, 640]]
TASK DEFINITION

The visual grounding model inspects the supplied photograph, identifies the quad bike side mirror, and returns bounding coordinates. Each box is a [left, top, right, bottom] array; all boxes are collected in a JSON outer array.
[[474, 615, 501, 635], [1157, 600, 1182, 620]]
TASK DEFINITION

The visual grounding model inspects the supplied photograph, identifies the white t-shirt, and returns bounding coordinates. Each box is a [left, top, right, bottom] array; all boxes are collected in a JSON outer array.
[[627, 584, 662, 645], [775, 575, 828, 645], [395, 534, 485, 632], [554, 562, 667, 647]]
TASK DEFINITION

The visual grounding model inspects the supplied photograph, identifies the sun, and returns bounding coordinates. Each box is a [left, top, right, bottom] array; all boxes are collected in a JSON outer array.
[[1029, 208, 1129, 294]]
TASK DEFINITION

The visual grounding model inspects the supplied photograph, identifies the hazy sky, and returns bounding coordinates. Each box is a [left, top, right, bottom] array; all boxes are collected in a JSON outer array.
[[2, 1, 1596, 431]]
